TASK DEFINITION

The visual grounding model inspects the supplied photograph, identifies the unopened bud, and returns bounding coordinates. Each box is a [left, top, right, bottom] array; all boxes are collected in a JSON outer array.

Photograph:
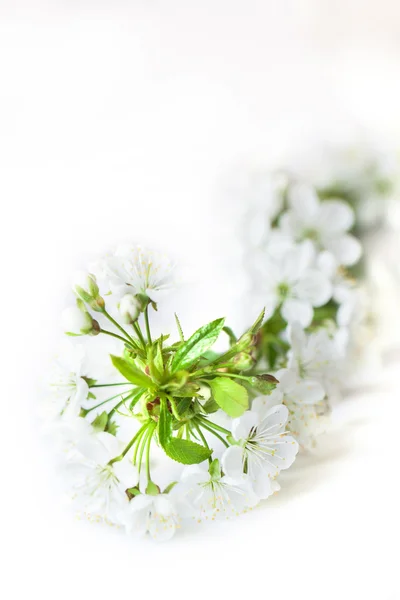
[[72, 271, 105, 312], [233, 352, 254, 370], [62, 300, 97, 336], [119, 294, 140, 324]]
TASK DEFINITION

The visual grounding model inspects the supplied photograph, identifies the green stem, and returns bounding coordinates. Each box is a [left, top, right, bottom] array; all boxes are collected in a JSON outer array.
[[108, 391, 135, 418], [84, 391, 130, 414], [101, 329, 133, 346], [90, 382, 132, 388], [199, 420, 229, 447], [198, 416, 230, 435], [137, 426, 152, 473], [102, 309, 137, 346], [144, 306, 152, 344], [133, 322, 147, 349], [193, 422, 212, 464], [108, 422, 149, 465], [145, 423, 156, 481], [133, 426, 148, 465]]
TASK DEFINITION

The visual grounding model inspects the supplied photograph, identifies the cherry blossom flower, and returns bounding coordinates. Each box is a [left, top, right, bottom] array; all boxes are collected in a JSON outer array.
[[65, 431, 138, 524], [279, 183, 362, 266], [179, 461, 259, 520], [255, 239, 332, 327], [221, 405, 298, 498]]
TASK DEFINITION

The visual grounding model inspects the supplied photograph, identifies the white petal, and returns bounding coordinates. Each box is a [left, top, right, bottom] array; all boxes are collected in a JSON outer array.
[[288, 379, 325, 405], [250, 468, 274, 499], [252, 389, 283, 416], [293, 269, 332, 306], [260, 403, 289, 432], [318, 200, 355, 234], [113, 457, 139, 490], [325, 234, 362, 266], [221, 445, 245, 479], [281, 241, 315, 281], [231, 410, 260, 441], [281, 298, 313, 327], [288, 322, 307, 356], [264, 435, 299, 471], [287, 183, 319, 221]]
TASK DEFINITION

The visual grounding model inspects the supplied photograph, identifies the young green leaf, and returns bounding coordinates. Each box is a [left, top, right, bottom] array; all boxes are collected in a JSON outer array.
[[110, 355, 153, 388], [208, 377, 248, 418], [171, 317, 225, 373], [249, 307, 266, 334], [174, 313, 185, 342], [163, 438, 212, 464], [158, 397, 211, 464]]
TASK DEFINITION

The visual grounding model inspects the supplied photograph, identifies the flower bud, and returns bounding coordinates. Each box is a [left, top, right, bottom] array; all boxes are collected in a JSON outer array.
[[72, 271, 105, 312], [72, 271, 99, 302], [233, 352, 254, 370], [62, 301, 98, 335], [119, 294, 140, 324]]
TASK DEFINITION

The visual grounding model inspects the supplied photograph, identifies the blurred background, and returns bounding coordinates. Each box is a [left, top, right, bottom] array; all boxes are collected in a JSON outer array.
[[2, 0, 400, 340], [1, 2, 399, 598]]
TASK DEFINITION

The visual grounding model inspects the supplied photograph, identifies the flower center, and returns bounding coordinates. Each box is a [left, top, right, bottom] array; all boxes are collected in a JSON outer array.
[[277, 282, 290, 300]]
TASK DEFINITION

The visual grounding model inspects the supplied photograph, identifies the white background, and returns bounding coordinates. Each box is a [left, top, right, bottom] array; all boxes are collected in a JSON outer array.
[[1, 2, 400, 599]]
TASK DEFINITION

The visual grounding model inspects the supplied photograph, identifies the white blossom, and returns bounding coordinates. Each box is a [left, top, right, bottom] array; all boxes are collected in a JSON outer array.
[[179, 463, 259, 520], [279, 183, 362, 266], [255, 239, 332, 327], [221, 404, 298, 498], [122, 493, 180, 542], [47, 341, 89, 420], [93, 244, 174, 302], [262, 369, 327, 448], [65, 431, 138, 524], [287, 321, 344, 401]]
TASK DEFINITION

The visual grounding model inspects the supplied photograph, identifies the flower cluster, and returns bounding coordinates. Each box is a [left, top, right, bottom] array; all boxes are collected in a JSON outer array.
[[44, 143, 397, 541], [46, 245, 301, 541]]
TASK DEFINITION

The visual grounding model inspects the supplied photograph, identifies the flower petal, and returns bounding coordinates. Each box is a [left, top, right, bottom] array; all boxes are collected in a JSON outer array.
[[325, 234, 362, 266], [281, 298, 313, 327], [293, 269, 332, 307], [318, 199, 355, 234], [231, 410, 260, 441], [221, 445, 245, 479]]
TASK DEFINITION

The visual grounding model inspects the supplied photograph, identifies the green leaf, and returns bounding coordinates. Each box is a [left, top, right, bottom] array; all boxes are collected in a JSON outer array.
[[171, 317, 225, 373], [158, 398, 211, 464], [249, 308, 266, 334], [164, 437, 212, 464], [110, 355, 153, 388], [208, 377, 248, 417], [129, 387, 145, 409], [154, 340, 164, 374], [174, 313, 185, 342], [92, 411, 108, 432], [158, 397, 173, 448], [202, 397, 219, 414]]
